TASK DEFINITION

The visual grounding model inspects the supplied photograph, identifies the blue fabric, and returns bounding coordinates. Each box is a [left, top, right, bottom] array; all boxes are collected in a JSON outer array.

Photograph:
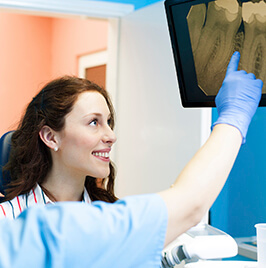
[[0, 193, 168, 268]]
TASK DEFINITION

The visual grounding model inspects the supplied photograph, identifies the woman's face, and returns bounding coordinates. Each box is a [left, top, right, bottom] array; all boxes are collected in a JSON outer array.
[[56, 91, 116, 179]]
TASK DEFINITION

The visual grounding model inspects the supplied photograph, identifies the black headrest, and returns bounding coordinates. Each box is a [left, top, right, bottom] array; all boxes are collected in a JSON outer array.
[[0, 131, 14, 201]]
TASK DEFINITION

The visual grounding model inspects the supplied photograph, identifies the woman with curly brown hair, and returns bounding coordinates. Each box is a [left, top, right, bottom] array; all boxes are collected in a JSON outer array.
[[0, 75, 118, 218]]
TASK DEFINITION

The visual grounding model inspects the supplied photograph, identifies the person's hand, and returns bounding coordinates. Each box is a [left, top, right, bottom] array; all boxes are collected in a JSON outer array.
[[212, 51, 263, 144]]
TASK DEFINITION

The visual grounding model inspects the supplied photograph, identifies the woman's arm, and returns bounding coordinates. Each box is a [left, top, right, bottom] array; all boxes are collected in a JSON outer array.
[[159, 51, 263, 246], [159, 124, 241, 245]]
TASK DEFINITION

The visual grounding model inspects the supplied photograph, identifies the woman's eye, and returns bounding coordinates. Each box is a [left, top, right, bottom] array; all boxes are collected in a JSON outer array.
[[89, 119, 98, 126], [107, 118, 112, 126]]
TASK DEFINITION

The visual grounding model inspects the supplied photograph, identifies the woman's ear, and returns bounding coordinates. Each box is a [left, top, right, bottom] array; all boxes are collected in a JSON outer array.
[[39, 126, 59, 151]]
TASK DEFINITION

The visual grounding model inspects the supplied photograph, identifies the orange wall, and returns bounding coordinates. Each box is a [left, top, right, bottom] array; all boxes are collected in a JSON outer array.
[[0, 13, 108, 135], [0, 13, 52, 134], [51, 17, 108, 77]]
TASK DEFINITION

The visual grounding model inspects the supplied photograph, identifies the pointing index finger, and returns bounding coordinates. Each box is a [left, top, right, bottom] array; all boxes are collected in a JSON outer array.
[[226, 51, 240, 76]]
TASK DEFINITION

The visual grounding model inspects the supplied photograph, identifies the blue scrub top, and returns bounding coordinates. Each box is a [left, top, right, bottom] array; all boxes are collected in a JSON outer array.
[[0, 193, 168, 268]]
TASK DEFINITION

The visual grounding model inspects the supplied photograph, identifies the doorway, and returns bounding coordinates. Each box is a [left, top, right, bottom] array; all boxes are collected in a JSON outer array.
[[78, 50, 107, 88]]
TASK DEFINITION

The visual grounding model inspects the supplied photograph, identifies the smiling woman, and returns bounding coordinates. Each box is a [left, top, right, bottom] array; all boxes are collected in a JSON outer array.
[[0, 76, 118, 219]]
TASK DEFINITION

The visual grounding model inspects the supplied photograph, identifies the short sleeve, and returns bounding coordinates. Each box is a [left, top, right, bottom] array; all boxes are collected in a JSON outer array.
[[0, 193, 168, 268]]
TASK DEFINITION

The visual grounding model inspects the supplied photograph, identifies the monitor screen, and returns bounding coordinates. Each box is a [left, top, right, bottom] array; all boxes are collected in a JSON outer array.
[[164, 0, 266, 107]]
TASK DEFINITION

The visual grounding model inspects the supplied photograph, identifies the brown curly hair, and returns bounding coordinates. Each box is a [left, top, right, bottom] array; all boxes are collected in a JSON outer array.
[[4, 76, 118, 203]]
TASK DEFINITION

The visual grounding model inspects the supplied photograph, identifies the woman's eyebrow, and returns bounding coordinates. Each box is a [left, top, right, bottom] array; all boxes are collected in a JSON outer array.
[[83, 113, 101, 118], [83, 113, 111, 118]]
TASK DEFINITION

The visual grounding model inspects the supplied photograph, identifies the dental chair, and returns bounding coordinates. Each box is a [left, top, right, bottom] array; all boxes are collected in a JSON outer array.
[[0, 131, 14, 202]]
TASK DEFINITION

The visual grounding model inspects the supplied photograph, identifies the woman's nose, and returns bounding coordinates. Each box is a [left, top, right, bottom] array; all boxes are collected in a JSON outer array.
[[102, 126, 117, 145]]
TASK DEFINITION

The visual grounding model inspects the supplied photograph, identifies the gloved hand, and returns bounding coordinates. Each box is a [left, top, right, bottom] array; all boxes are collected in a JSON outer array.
[[212, 51, 263, 144]]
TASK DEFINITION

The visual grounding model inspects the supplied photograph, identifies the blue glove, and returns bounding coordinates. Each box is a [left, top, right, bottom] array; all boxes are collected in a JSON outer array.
[[212, 51, 263, 144]]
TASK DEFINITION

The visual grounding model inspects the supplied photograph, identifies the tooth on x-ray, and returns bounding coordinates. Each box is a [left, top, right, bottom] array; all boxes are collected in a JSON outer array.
[[186, 4, 206, 53], [187, 0, 242, 96], [241, 1, 266, 93], [187, 0, 266, 95]]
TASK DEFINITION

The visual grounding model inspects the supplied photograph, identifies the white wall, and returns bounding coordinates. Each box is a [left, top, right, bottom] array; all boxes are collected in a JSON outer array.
[[114, 1, 211, 197]]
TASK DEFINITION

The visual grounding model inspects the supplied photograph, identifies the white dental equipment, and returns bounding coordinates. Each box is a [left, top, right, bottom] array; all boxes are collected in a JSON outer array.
[[161, 223, 238, 267]]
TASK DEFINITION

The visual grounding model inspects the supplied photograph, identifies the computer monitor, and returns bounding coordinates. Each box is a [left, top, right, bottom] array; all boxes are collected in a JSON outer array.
[[164, 0, 266, 107]]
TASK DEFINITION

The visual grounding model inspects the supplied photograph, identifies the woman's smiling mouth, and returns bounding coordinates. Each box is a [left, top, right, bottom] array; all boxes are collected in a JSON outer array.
[[92, 150, 110, 161]]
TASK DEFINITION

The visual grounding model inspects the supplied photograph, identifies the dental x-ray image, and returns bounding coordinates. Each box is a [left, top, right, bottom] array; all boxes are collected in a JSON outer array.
[[165, 0, 266, 107]]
